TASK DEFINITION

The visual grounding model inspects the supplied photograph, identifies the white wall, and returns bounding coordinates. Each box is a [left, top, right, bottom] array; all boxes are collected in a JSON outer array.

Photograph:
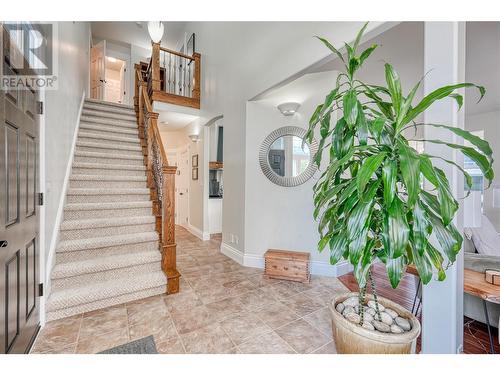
[[244, 71, 339, 274], [465, 110, 500, 230], [181, 21, 388, 255], [44, 22, 90, 264]]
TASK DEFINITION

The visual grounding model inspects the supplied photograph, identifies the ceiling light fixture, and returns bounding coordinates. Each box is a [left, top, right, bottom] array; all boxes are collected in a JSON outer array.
[[147, 21, 164, 44], [277, 102, 300, 116], [107, 56, 117, 63], [188, 134, 200, 143]]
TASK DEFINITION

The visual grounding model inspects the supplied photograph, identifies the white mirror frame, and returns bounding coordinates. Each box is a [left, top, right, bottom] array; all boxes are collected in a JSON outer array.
[[259, 126, 318, 187]]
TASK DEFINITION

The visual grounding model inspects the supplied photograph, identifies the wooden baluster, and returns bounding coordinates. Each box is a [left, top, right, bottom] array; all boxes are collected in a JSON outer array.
[[145, 112, 157, 190], [162, 164, 180, 294], [192, 52, 201, 104], [151, 42, 161, 92]]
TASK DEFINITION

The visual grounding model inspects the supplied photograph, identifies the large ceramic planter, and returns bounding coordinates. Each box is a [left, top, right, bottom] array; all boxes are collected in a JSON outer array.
[[330, 292, 421, 354]]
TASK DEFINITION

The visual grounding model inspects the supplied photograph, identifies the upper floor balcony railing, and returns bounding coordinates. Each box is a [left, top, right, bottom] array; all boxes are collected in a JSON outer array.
[[146, 42, 201, 109]]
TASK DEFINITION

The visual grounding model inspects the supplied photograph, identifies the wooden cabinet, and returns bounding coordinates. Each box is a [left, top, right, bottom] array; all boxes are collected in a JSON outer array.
[[264, 249, 310, 283]]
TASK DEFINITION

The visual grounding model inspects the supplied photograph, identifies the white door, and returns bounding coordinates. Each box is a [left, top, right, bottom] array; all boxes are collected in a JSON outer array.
[[90, 40, 106, 100], [177, 149, 189, 227]]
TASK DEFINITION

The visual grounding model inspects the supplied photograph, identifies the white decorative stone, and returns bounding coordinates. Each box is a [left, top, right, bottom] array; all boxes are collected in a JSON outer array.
[[385, 308, 398, 319], [343, 296, 359, 307], [380, 311, 394, 325], [395, 317, 411, 331], [390, 324, 404, 334], [345, 312, 361, 324], [366, 307, 376, 316], [361, 322, 375, 331], [343, 306, 355, 316], [363, 313, 374, 322], [336, 302, 345, 314], [372, 320, 391, 333], [368, 300, 385, 311]]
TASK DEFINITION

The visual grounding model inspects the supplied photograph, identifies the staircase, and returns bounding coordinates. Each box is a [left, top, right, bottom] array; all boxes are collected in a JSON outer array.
[[46, 98, 167, 322]]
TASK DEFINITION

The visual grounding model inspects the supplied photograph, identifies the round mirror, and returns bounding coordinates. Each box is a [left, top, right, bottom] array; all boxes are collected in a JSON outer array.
[[259, 126, 318, 187]]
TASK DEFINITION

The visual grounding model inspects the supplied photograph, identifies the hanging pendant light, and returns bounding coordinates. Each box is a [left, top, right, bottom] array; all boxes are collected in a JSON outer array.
[[147, 21, 164, 44]]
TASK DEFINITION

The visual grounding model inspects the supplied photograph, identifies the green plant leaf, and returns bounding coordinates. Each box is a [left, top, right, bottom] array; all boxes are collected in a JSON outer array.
[[356, 101, 368, 145], [396, 80, 421, 131], [398, 140, 421, 207], [354, 240, 374, 288], [385, 63, 402, 116], [426, 210, 462, 263], [411, 243, 433, 284], [353, 22, 369, 52], [382, 158, 397, 206], [370, 117, 385, 141], [411, 201, 429, 256], [419, 123, 492, 161], [382, 196, 410, 259], [315, 36, 345, 63], [387, 256, 406, 289], [404, 83, 486, 125], [356, 153, 386, 195], [359, 44, 377, 66], [318, 233, 331, 253], [426, 243, 446, 281], [343, 90, 358, 125], [329, 233, 348, 265]]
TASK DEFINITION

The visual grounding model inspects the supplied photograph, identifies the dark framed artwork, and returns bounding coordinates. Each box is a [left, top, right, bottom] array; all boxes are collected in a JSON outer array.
[[192, 167, 198, 180], [192, 154, 199, 167]]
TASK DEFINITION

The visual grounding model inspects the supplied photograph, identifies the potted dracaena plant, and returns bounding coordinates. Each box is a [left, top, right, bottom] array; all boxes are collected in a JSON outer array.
[[306, 23, 494, 354]]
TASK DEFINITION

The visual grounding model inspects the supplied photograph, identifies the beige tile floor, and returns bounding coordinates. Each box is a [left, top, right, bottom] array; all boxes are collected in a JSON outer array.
[[31, 226, 348, 354]]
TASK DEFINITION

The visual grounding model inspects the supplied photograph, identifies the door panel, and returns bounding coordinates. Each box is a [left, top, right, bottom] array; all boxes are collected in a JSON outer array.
[[0, 24, 40, 354], [90, 40, 106, 100]]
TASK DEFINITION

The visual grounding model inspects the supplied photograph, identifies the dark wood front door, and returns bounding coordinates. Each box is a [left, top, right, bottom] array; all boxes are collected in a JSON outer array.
[[0, 24, 41, 354]]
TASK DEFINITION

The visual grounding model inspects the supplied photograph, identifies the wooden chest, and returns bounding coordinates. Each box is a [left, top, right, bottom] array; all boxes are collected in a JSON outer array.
[[264, 249, 310, 283]]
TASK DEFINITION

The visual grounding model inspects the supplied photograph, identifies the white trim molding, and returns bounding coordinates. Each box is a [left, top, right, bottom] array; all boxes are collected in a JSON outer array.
[[187, 223, 210, 241], [44, 91, 85, 306], [220, 242, 244, 264]]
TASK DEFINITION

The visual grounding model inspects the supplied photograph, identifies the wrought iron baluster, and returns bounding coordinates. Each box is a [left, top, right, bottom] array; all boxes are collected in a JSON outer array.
[[152, 140, 163, 205], [168, 52, 172, 94]]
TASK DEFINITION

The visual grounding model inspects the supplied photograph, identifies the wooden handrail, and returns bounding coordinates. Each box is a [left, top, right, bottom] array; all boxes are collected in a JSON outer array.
[[134, 64, 180, 295], [160, 46, 195, 61]]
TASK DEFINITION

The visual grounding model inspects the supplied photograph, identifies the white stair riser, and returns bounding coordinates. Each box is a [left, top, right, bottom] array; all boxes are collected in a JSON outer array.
[[72, 167, 145, 177], [56, 240, 159, 262], [80, 123, 139, 137], [64, 207, 152, 220], [76, 145, 142, 156], [82, 110, 136, 122], [46, 285, 165, 322], [59, 223, 156, 240], [51, 262, 162, 291], [74, 154, 144, 166], [78, 135, 140, 147], [69, 179, 146, 189], [80, 116, 137, 129], [83, 104, 135, 116], [66, 193, 150, 204]]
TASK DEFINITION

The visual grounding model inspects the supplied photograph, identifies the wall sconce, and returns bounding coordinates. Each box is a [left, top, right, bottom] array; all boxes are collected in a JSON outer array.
[[277, 102, 300, 116], [189, 134, 200, 143], [147, 21, 164, 44]]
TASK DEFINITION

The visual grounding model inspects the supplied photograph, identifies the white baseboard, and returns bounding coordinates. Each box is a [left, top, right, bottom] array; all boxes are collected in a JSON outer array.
[[220, 242, 244, 264], [45, 92, 85, 303], [187, 223, 210, 241], [223, 248, 348, 277]]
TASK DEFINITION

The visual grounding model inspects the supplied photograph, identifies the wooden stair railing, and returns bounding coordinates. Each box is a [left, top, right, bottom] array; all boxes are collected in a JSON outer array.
[[148, 42, 201, 109], [134, 65, 180, 294]]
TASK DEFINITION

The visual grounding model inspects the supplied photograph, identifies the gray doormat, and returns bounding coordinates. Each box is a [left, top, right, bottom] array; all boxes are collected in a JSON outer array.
[[99, 335, 158, 354]]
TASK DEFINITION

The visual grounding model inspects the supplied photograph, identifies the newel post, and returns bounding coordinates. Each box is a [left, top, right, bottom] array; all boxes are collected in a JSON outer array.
[[162, 165, 180, 294], [192, 52, 201, 101], [151, 42, 161, 92]]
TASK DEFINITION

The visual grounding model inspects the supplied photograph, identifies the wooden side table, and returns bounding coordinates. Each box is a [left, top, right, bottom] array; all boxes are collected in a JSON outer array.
[[463, 269, 500, 354], [407, 264, 500, 354]]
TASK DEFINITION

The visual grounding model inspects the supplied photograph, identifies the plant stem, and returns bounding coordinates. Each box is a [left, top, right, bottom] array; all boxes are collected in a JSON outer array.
[[359, 284, 367, 325], [369, 269, 382, 322]]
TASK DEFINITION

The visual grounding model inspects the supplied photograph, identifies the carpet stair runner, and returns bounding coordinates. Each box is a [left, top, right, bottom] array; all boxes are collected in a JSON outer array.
[[46, 99, 166, 322]]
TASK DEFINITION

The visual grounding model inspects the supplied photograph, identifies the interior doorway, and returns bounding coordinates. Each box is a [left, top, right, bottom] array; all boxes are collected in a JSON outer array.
[[90, 40, 127, 104], [176, 148, 189, 227]]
